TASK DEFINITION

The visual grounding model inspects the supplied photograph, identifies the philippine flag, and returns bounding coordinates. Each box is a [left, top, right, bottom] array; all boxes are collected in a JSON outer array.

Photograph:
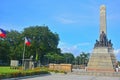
[[25, 37, 31, 46], [0, 28, 6, 38]]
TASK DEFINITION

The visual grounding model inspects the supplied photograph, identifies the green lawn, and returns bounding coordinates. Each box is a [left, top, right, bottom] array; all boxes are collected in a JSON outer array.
[[0, 66, 20, 73]]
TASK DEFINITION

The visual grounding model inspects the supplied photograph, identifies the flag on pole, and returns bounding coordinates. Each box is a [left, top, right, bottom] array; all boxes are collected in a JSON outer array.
[[0, 28, 6, 38], [25, 37, 31, 46]]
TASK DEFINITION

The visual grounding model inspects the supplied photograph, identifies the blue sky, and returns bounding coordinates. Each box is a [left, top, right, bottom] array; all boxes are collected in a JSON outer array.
[[0, 0, 120, 60]]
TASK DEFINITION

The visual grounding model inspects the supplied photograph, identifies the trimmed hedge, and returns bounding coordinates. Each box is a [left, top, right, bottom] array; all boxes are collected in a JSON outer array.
[[0, 66, 66, 79], [0, 69, 49, 79]]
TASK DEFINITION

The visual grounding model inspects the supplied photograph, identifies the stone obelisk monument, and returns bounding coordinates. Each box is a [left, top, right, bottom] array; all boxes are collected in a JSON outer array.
[[87, 5, 116, 72], [100, 5, 107, 35]]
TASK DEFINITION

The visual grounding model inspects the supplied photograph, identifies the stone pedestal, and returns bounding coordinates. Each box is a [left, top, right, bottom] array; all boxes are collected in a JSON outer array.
[[10, 60, 19, 69], [24, 59, 34, 70], [87, 47, 116, 72]]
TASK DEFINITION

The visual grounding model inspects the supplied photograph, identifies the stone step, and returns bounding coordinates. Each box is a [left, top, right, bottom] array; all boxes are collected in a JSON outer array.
[[69, 71, 120, 77]]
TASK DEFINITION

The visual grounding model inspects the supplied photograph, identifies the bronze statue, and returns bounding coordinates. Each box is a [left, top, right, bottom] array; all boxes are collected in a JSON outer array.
[[94, 31, 113, 48]]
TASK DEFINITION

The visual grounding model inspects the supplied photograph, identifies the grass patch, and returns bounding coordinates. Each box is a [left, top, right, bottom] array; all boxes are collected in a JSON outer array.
[[0, 66, 19, 73]]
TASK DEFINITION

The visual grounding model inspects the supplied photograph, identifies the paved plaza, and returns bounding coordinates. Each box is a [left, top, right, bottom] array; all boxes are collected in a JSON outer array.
[[3, 73, 120, 80]]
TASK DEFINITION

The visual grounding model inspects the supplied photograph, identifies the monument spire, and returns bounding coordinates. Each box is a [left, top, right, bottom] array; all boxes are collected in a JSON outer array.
[[87, 5, 116, 72], [100, 5, 107, 35]]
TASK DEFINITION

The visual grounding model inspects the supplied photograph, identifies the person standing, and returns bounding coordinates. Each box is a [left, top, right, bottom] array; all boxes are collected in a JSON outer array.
[[115, 61, 119, 72]]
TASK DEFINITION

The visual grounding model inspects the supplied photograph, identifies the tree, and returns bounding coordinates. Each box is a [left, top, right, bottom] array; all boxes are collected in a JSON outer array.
[[54, 53, 64, 64], [79, 52, 90, 66], [22, 26, 60, 64], [6, 30, 22, 60], [63, 53, 74, 64], [0, 25, 60, 65], [0, 39, 10, 64], [75, 56, 80, 65], [44, 52, 54, 64]]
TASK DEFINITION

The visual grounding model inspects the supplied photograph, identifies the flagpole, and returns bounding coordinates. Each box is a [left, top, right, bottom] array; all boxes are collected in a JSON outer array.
[[22, 38, 26, 70]]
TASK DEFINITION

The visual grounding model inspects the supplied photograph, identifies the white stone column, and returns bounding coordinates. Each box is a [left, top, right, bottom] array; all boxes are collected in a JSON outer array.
[[100, 5, 107, 35]]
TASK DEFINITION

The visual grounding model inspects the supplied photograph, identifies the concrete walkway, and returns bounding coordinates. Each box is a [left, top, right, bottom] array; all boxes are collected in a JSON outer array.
[[3, 73, 120, 80], [71, 69, 120, 77]]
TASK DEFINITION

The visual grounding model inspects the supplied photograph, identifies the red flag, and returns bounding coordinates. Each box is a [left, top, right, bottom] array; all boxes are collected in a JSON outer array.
[[0, 28, 6, 38], [25, 37, 31, 46]]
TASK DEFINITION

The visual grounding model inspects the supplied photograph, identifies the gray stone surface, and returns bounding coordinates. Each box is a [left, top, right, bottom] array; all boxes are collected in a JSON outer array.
[[100, 5, 107, 35], [10, 60, 19, 69], [3, 73, 120, 80], [87, 47, 116, 72], [23, 59, 34, 70]]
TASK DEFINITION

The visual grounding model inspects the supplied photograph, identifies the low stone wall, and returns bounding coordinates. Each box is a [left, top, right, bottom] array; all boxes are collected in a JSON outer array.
[[72, 65, 85, 69], [49, 64, 72, 72]]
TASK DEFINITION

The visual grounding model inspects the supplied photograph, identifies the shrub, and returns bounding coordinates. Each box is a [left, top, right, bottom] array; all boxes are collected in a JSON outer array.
[[0, 67, 49, 79]]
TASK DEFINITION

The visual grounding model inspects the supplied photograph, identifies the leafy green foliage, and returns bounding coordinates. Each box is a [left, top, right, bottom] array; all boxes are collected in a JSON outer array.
[[0, 26, 60, 65], [63, 53, 74, 64], [0, 39, 10, 63], [75, 52, 90, 66], [0, 25, 90, 65]]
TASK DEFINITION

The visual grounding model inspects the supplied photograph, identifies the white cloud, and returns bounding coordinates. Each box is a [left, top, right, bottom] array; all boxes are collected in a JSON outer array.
[[77, 42, 90, 46], [114, 49, 120, 55], [55, 17, 76, 24], [54, 12, 98, 25], [58, 41, 90, 57], [58, 42, 120, 60], [108, 13, 120, 21], [113, 49, 120, 61], [0, 24, 24, 31]]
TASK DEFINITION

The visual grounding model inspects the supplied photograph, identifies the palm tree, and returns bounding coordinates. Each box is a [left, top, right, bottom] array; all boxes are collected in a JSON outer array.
[[79, 52, 90, 66]]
